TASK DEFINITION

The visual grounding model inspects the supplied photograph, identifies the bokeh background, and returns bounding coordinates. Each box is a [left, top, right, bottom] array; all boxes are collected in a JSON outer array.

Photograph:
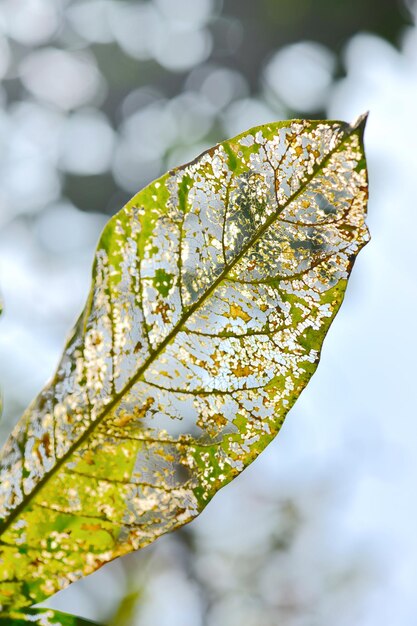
[[0, 0, 416, 624]]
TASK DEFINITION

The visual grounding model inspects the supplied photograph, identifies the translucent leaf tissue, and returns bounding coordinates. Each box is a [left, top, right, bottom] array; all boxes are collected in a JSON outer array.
[[0, 117, 369, 618]]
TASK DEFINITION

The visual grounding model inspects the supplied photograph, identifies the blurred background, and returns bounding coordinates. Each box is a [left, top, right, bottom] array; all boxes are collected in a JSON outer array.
[[0, 0, 416, 624]]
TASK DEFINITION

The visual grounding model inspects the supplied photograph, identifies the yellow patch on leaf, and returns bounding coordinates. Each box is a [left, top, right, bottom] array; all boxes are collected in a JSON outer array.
[[232, 365, 252, 377], [228, 304, 251, 322]]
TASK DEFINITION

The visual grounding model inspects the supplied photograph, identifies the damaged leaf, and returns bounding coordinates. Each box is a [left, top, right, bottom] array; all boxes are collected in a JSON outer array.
[[0, 116, 369, 613], [0, 607, 101, 625]]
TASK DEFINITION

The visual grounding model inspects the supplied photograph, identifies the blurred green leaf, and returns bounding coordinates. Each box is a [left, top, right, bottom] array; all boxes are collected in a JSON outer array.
[[0, 607, 101, 625], [0, 116, 368, 615], [108, 590, 142, 626]]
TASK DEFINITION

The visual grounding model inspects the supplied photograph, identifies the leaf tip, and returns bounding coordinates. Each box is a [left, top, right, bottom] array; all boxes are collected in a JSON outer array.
[[351, 111, 369, 136]]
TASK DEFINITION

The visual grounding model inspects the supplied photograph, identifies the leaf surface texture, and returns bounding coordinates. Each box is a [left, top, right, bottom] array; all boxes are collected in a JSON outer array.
[[0, 118, 369, 611], [0, 608, 101, 625]]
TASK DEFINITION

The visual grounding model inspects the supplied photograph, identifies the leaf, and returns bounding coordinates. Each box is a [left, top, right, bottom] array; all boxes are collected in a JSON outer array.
[[0, 116, 369, 612], [0, 608, 101, 625], [108, 590, 142, 626]]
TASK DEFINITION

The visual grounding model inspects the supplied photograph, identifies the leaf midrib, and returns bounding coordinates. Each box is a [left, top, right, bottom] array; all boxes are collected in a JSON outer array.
[[0, 121, 359, 535]]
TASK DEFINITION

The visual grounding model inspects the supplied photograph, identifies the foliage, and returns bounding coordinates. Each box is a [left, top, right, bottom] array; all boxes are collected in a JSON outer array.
[[0, 117, 368, 620], [0, 607, 99, 625]]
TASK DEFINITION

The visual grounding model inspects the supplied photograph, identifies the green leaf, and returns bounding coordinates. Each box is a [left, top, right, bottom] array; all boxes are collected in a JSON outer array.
[[0, 116, 369, 612], [0, 608, 101, 625]]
